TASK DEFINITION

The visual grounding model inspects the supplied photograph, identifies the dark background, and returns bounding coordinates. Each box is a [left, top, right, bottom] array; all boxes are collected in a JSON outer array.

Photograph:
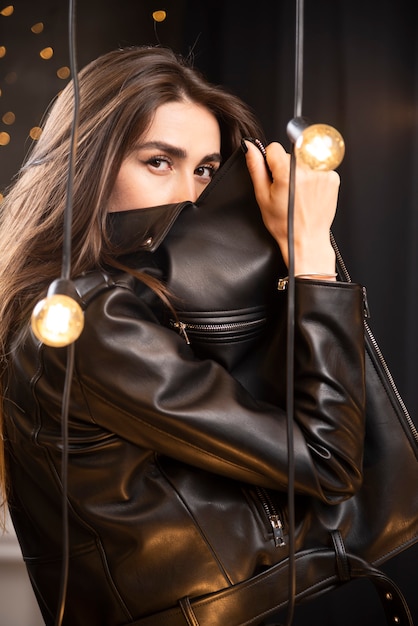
[[1, 1, 417, 624]]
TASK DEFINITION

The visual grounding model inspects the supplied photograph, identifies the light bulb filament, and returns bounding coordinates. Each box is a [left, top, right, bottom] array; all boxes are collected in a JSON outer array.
[[42, 301, 72, 335], [300, 134, 333, 161]]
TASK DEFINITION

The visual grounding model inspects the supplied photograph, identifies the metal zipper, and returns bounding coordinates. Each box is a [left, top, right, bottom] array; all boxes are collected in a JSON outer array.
[[330, 231, 418, 445], [170, 317, 267, 346], [171, 321, 191, 344], [255, 487, 286, 548]]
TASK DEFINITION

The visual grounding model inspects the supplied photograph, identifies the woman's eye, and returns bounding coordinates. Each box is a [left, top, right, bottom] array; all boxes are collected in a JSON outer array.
[[146, 156, 172, 171], [195, 165, 217, 180]]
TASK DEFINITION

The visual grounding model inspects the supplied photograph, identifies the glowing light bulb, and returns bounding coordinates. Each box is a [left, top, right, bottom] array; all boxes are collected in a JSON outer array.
[[287, 117, 345, 171], [295, 124, 345, 171], [31, 280, 84, 347]]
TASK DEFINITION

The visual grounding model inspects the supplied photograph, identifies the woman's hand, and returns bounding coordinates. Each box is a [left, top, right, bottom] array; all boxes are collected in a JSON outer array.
[[243, 140, 339, 277]]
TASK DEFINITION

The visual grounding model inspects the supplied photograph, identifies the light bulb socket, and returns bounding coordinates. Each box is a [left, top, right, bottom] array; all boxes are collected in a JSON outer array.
[[47, 277, 80, 302], [286, 116, 311, 144]]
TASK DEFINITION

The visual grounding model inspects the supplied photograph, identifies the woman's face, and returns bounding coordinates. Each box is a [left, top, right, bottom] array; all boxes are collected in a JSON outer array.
[[107, 100, 222, 212]]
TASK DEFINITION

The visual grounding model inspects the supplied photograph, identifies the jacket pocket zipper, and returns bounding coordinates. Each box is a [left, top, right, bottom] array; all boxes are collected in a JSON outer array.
[[170, 317, 267, 345], [255, 487, 286, 548]]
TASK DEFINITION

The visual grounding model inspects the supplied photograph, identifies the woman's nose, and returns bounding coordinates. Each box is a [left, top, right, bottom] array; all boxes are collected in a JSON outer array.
[[172, 173, 199, 203]]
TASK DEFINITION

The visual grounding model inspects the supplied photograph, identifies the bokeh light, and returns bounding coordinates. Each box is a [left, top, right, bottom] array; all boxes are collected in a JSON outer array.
[[152, 10, 167, 22], [0, 5, 14, 17], [39, 46, 54, 60], [31, 22, 44, 34], [0, 132, 11, 146], [29, 127, 42, 140], [57, 66, 70, 80], [2, 111, 15, 125]]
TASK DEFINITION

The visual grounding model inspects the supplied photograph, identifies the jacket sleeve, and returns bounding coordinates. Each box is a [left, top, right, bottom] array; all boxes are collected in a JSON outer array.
[[44, 277, 366, 504]]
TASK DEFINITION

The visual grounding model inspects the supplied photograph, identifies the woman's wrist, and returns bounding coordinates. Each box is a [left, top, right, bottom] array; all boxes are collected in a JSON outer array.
[[287, 241, 336, 275]]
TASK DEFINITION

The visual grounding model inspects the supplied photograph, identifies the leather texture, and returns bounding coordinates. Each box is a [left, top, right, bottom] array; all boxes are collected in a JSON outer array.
[[4, 148, 417, 626]]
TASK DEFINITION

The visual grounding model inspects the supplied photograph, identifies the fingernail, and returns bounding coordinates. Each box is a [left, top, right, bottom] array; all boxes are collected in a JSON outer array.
[[240, 138, 248, 154]]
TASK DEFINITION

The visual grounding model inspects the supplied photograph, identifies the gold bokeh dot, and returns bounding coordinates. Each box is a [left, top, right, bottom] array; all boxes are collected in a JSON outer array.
[[57, 66, 70, 80], [152, 10, 167, 22], [0, 132, 11, 146], [29, 127, 42, 140], [0, 193, 4, 204], [31, 22, 44, 34], [0, 5, 14, 17], [2, 111, 15, 125], [0, 46, 6, 58], [40, 47, 53, 60]]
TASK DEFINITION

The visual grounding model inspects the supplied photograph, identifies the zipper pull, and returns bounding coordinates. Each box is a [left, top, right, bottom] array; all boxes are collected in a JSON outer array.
[[277, 276, 289, 291], [172, 321, 191, 345], [269, 515, 286, 547]]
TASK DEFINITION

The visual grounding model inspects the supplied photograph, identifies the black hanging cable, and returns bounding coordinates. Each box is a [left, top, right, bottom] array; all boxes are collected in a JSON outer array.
[[62, 0, 79, 283], [54, 0, 79, 624], [283, 1, 304, 625], [294, 0, 304, 119], [55, 343, 73, 626]]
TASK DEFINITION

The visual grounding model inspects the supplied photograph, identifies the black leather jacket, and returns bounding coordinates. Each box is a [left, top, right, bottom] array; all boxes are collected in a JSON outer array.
[[4, 150, 366, 625]]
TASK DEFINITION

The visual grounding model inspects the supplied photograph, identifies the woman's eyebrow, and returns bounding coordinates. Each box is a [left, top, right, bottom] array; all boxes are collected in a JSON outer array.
[[136, 141, 222, 163], [202, 152, 222, 164]]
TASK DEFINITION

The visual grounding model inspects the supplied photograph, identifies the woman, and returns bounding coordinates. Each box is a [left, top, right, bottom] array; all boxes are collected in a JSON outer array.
[[0, 46, 365, 625]]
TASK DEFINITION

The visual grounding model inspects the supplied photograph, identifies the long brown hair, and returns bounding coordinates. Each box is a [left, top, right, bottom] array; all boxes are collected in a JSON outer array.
[[0, 46, 264, 517]]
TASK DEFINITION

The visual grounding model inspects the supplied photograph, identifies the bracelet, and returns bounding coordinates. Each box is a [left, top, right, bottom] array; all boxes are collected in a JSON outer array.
[[277, 273, 337, 291], [297, 273, 337, 279]]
